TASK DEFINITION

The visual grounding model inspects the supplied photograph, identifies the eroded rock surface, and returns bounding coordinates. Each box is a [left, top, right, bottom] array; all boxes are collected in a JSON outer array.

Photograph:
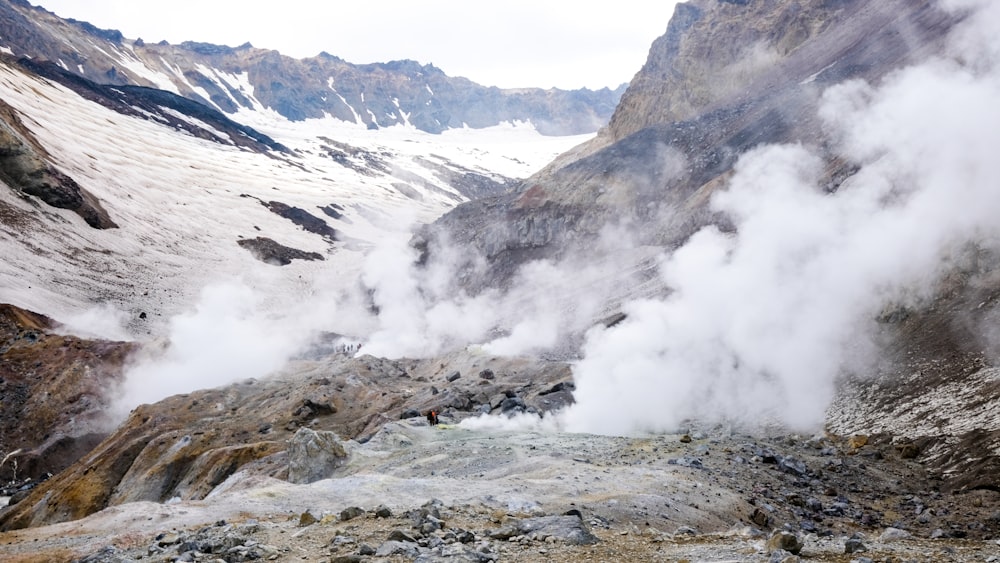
[[0, 98, 116, 229]]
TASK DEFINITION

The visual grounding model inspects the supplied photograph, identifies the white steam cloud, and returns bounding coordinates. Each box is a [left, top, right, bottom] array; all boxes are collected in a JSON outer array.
[[113, 281, 312, 418], [561, 0, 1000, 435], [54, 303, 132, 342]]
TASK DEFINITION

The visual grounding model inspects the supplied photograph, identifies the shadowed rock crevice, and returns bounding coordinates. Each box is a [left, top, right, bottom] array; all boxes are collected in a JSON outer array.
[[0, 97, 116, 228]]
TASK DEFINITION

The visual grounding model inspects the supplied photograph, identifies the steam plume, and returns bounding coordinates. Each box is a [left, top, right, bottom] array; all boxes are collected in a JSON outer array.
[[561, 0, 1000, 434]]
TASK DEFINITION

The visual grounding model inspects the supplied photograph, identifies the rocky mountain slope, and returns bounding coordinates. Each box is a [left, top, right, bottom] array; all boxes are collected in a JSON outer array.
[[0, 0, 624, 135], [427, 0, 956, 287], [3, 0, 1000, 561]]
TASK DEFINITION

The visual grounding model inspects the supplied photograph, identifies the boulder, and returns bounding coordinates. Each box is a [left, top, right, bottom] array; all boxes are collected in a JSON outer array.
[[494, 515, 598, 545], [287, 428, 348, 484], [766, 530, 803, 555]]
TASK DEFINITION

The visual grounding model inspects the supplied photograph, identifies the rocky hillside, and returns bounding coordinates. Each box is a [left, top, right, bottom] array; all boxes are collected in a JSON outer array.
[[2, 303, 1000, 563], [427, 0, 957, 288], [0, 0, 624, 135]]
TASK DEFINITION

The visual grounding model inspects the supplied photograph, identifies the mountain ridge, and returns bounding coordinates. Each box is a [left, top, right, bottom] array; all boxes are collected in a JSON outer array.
[[0, 0, 625, 135]]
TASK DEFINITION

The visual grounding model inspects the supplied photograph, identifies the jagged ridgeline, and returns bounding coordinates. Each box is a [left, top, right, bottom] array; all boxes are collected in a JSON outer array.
[[0, 0, 624, 135]]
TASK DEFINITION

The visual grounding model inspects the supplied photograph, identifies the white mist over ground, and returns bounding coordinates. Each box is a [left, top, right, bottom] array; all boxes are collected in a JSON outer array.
[[103, 1, 1000, 435], [112, 282, 313, 419]]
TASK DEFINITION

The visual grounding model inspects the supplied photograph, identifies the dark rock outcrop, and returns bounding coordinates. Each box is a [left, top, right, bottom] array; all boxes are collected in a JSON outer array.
[[237, 237, 324, 266], [260, 201, 338, 241], [0, 304, 130, 483], [14, 57, 287, 154], [0, 97, 116, 228]]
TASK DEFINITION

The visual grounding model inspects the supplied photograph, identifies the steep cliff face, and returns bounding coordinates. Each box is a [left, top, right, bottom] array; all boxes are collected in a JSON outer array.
[[0, 0, 624, 135], [606, 0, 949, 142], [427, 0, 955, 288]]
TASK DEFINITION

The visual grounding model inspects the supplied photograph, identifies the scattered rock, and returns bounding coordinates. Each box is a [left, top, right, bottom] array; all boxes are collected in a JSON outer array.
[[490, 515, 596, 544], [674, 525, 698, 536], [388, 530, 418, 543], [376, 539, 420, 557], [750, 507, 770, 527], [298, 510, 319, 527]]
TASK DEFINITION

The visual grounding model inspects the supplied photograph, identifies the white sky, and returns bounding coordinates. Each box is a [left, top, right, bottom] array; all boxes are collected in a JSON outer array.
[[33, 1, 681, 90]]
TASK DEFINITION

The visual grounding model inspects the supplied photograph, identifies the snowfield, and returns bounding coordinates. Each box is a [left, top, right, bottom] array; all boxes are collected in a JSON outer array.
[[0, 60, 590, 337]]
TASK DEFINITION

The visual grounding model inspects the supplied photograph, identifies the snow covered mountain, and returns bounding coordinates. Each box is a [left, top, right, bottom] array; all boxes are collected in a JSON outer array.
[[0, 0, 625, 135], [0, 48, 591, 337]]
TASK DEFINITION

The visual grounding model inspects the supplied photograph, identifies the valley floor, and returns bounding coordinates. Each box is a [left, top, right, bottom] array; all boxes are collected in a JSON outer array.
[[2, 420, 999, 562]]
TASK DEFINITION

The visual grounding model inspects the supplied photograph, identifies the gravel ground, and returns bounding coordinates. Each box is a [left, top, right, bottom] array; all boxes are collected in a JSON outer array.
[[2, 418, 999, 562]]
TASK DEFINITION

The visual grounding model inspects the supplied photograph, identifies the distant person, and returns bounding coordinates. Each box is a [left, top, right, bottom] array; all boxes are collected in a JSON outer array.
[[426, 410, 439, 426]]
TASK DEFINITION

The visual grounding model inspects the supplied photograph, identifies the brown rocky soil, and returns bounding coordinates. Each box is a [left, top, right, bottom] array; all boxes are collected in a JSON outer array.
[[0, 304, 130, 484]]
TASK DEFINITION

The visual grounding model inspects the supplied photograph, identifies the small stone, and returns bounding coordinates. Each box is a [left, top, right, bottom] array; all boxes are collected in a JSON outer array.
[[375, 540, 419, 557], [674, 526, 697, 536], [298, 510, 318, 527], [155, 532, 181, 546], [447, 372, 461, 382], [680, 434, 692, 443], [331, 535, 356, 546], [769, 550, 799, 563], [879, 527, 911, 542], [766, 530, 804, 555], [845, 536, 867, 553], [374, 505, 393, 518], [750, 507, 770, 528], [387, 530, 417, 543], [340, 506, 365, 521], [848, 434, 868, 450], [478, 369, 495, 380]]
